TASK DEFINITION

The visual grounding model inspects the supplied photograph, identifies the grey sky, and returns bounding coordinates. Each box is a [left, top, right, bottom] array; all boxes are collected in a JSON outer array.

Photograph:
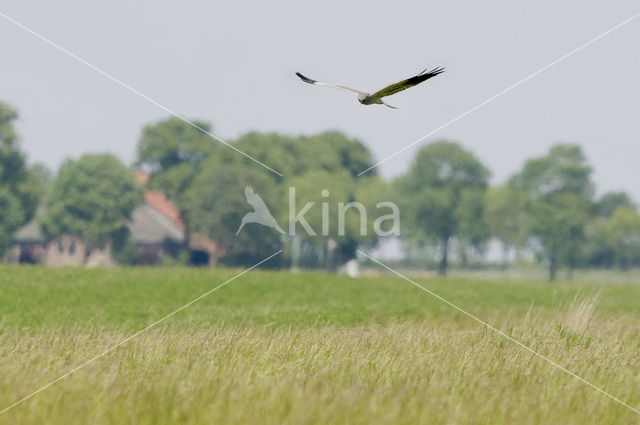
[[1, 0, 639, 198]]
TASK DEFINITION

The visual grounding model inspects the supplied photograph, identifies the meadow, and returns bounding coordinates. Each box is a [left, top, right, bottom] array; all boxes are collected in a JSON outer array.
[[0, 265, 639, 424]]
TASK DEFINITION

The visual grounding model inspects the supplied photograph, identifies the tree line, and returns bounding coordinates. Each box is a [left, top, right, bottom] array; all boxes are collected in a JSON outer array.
[[1, 100, 639, 279]]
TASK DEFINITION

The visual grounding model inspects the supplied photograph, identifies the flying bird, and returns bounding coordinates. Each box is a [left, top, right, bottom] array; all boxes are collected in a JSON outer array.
[[295, 67, 444, 109], [236, 186, 285, 235]]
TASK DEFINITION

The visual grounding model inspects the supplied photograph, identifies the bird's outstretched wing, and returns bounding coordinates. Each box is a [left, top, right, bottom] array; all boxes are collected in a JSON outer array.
[[370, 67, 444, 99], [295, 72, 367, 97], [244, 186, 269, 212]]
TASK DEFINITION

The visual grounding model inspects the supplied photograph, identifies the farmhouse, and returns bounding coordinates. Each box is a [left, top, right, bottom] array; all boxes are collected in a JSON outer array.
[[10, 179, 223, 267]]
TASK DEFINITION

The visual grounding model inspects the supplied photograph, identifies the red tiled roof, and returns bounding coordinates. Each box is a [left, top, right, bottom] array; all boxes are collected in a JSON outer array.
[[132, 170, 185, 231], [133, 169, 222, 256], [143, 190, 185, 231]]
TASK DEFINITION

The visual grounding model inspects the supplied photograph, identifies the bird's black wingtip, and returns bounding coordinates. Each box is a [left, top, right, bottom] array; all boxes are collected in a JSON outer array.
[[419, 66, 445, 76], [295, 72, 317, 84]]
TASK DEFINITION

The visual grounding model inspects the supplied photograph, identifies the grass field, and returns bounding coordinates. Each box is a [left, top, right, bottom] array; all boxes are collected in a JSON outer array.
[[1, 265, 639, 424]]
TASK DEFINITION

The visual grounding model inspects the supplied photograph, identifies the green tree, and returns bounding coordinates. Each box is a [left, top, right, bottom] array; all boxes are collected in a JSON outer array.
[[41, 154, 141, 256], [185, 163, 284, 266], [596, 191, 635, 218], [605, 207, 640, 269], [136, 117, 217, 203], [396, 141, 490, 275], [286, 170, 387, 270], [582, 217, 614, 268], [300, 131, 376, 177], [181, 130, 380, 268], [28, 162, 53, 188], [0, 102, 43, 256], [510, 144, 594, 280], [135, 117, 218, 257], [206, 130, 376, 180], [484, 185, 526, 267], [583, 192, 636, 269]]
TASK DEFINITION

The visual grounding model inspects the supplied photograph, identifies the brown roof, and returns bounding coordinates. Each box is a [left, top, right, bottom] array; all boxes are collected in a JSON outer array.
[[143, 191, 185, 231], [133, 169, 185, 231], [13, 220, 45, 243], [128, 205, 184, 244]]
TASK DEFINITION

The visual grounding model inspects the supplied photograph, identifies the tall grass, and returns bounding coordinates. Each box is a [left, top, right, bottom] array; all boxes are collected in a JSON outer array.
[[0, 266, 639, 424], [1, 319, 639, 424]]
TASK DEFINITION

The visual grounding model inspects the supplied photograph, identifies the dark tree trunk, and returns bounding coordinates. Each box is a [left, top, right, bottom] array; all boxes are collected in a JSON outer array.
[[438, 236, 449, 276], [501, 243, 510, 272], [549, 254, 557, 282]]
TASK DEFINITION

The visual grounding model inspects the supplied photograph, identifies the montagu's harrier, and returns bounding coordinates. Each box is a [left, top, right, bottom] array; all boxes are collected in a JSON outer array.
[[295, 67, 444, 109]]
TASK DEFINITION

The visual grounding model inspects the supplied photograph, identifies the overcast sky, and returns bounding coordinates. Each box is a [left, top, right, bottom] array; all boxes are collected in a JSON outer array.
[[1, 0, 639, 198]]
